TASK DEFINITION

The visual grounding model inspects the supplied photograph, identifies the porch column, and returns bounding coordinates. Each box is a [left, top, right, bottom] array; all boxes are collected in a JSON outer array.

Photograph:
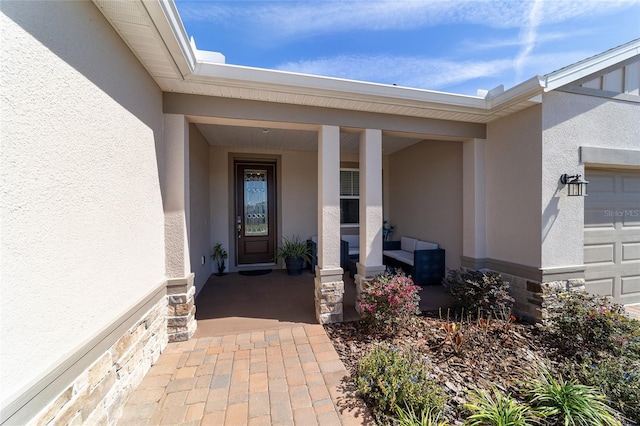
[[355, 129, 386, 312], [163, 113, 196, 341], [461, 138, 487, 268], [315, 125, 344, 324]]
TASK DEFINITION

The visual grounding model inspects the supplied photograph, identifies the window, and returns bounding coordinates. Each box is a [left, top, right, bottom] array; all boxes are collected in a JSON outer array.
[[340, 169, 359, 225]]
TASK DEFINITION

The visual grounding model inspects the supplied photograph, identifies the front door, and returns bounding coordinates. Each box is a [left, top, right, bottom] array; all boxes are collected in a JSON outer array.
[[235, 162, 276, 265]]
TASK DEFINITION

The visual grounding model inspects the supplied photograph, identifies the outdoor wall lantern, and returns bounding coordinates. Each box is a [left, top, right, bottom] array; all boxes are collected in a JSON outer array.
[[560, 174, 588, 196]]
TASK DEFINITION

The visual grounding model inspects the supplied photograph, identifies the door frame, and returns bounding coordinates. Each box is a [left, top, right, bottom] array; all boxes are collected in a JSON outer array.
[[228, 154, 282, 270]]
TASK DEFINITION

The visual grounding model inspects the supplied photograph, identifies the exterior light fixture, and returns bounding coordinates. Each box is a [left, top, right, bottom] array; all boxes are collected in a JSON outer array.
[[561, 174, 588, 196]]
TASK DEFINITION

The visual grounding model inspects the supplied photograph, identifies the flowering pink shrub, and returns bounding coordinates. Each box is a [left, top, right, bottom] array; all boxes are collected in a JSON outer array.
[[359, 271, 421, 331]]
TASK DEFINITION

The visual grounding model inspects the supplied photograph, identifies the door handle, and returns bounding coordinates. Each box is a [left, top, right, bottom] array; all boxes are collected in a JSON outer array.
[[237, 215, 242, 239]]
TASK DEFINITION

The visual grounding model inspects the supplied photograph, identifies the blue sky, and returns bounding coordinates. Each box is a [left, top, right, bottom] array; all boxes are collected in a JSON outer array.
[[175, 0, 640, 96]]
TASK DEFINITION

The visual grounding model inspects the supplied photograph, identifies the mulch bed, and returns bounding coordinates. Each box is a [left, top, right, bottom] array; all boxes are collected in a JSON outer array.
[[325, 312, 556, 424]]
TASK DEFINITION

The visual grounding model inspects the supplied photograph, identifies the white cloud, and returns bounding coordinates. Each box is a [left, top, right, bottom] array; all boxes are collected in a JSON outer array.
[[178, 0, 640, 38], [276, 54, 514, 90], [461, 29, 595, 52], [514, 0, 543, 81], [275, 49, 600, 92]]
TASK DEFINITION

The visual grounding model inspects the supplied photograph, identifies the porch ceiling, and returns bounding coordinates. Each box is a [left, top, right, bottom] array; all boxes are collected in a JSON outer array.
[[196, 123, 427, 155]]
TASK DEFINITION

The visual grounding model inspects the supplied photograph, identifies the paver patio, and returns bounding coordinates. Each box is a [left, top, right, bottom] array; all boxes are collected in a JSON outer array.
[[116, 270, 458, 425], [118, 323, 373, 425]]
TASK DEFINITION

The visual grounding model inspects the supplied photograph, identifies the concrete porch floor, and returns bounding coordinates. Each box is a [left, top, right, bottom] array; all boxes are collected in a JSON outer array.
[[117, 269, 455, 425]]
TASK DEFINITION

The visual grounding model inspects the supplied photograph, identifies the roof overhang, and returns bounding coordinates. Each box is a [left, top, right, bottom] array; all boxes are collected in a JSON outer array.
[[93, 1, 636, 125], [539, 39, 640, 92]]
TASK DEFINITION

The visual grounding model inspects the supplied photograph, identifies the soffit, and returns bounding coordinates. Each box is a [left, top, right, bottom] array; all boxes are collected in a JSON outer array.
[[93, 0, 543, 125], [196, 124, 424, 155], [92, 0, 184, 80]]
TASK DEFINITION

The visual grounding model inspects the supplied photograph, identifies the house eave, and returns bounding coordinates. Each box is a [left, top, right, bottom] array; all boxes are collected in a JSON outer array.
[[540, 38, 640, 92], [94, 0, 547, 124]]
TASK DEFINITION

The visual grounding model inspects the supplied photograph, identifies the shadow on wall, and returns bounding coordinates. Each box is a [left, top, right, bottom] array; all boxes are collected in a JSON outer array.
[[541, 186, 561, 246], [3, 0, 167, 205]]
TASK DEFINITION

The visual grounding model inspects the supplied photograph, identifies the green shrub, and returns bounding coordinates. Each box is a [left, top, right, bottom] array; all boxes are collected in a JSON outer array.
[[442, 269, 514, 315], [560, 357, 639, 424], [526, 366, 623, 426], [355, 343, 444, 421], [359, 271, 421, 332], [396, 405, 449, 426], [463, 387, 537, 426], [546, 291, 640, 357]]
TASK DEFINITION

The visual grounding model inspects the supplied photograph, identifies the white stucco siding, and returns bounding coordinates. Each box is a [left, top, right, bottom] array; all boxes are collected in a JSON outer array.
[[1, 0, 164, 404], [388, 140, 463, 270], [281, 150, 318, 240], [189, 124, 212, 293], [485, 105, 542, 267], [541, 90, 640, 268]]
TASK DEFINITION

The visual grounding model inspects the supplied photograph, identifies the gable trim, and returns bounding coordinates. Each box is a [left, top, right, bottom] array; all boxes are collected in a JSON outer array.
[[558, 86, 640, 103], [540, 39, 640, 92]]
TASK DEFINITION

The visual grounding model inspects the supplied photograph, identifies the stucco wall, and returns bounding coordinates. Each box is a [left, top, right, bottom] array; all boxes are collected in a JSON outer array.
[[485, 105, 542, 267], [541, 90, 640, 268], [387, 140, 463, 270], [210, 146, 317, 272], [1, 0, 164, 409], [189, 124, 211, 293]]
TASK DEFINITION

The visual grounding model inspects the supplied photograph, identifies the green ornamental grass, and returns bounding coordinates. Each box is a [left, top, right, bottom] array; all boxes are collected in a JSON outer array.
[[463, 387, 538, 426], [395, 405, 449, 426], [527, 367, 623, 426]]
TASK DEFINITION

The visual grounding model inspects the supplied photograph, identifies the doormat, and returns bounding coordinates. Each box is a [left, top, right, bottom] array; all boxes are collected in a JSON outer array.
[[239, 269, 272, 276]]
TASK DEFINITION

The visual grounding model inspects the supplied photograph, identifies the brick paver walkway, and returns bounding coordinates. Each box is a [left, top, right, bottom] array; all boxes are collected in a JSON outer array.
[[118, 324, 373, 425], [627, 303, 640, 319]]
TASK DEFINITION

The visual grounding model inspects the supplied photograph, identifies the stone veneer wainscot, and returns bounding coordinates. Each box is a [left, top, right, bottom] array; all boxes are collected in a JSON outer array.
[[30, 298, 167, 425]]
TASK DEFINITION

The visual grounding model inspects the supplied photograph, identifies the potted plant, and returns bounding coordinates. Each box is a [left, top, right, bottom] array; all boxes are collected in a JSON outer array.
[[275, 235, 311, 276], [211, 243, 228, 276]]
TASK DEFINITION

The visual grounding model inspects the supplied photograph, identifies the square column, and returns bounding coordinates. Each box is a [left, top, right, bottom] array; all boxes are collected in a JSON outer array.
[[461, 138, 487, 268], [164, 114, 191, 278], [163, 114, 196, 340], [315, 125, 344, 324], [355, 129, 386, 312]]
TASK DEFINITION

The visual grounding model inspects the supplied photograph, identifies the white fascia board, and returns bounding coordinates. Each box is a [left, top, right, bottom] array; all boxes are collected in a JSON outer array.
[[191, 61, 488, 111], [142, 0, 196, 76], [540, 39, 640, 92], [487, 77, 544, 108]]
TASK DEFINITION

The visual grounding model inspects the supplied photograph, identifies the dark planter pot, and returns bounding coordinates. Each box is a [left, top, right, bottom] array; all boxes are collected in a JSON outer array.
[[285, 257, 305, 276], [215, 261, 226, 276]]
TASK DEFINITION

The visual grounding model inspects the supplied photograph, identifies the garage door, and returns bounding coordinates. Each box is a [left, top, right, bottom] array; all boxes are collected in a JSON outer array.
[[584, 169, 640, 304]]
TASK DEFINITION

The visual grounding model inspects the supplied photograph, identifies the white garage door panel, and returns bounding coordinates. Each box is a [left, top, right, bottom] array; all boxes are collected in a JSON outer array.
[[584, 169, 640, 305], [588, 174, 616, 193], [584, 208, 616, 228], [586, 277, 615, 297], [622, 276, 640, 296], [623, 243, 640, 262], [584, 243, 615, 264], [622, 175, 640, 192]]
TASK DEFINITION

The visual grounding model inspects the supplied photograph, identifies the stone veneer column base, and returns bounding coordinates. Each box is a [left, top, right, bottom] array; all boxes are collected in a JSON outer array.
[[30, 295, 168, 426], [166, 273, 197, 342], [355, 263, 387, 315], [315, 267, 345, 324], [493, 272, 585, 322]]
